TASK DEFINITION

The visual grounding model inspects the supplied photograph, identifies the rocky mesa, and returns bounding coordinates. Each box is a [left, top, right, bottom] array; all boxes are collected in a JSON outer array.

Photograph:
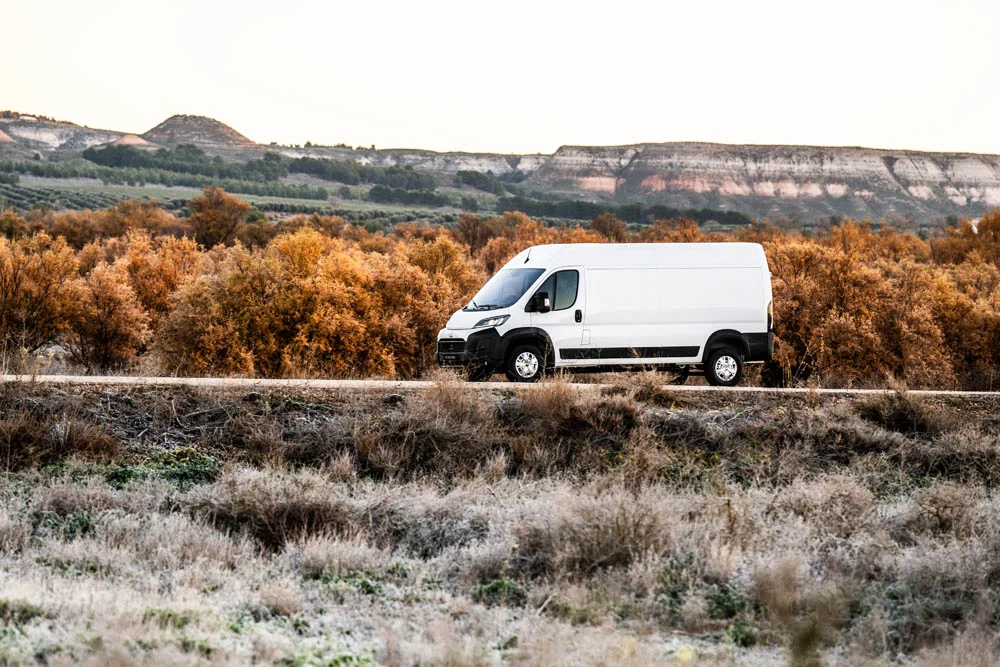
[[524, 143, 1000, 222]]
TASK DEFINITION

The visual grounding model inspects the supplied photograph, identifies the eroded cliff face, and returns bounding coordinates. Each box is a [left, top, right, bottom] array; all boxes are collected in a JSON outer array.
[[525, 143, 1000, 221], [279, 146, 549, 176], [0, 116, 122, 150]]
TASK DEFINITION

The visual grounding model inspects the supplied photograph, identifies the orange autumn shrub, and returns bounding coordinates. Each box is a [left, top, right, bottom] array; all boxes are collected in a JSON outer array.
[[188, 186, 252, 248], [933, 210, 1000, 265], [119, 232, 204, 322], [154, 228, 481, 378], [0, 233, 79, 353], [67, 262, 151, 371], [2, 191, 999, 387]]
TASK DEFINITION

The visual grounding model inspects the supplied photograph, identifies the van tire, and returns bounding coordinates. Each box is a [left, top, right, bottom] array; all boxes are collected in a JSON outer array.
[[505, 344, 544, 383], [705, 348, 743, 387]]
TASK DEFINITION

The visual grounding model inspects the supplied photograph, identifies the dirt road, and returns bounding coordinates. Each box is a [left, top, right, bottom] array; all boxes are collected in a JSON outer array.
[[2, 374, 996, 397]]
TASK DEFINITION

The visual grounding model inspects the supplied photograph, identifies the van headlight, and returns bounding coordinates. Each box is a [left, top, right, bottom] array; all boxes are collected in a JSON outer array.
[[473, 314, 510, 329]]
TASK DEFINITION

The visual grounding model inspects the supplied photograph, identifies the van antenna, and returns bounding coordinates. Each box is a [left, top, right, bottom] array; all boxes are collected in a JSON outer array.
[[524, 248, 531, 263]]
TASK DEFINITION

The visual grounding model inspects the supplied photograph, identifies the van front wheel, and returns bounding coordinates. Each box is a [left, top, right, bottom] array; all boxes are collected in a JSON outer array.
[[705, 348, 743, 387], [505, 344, 544, 383]]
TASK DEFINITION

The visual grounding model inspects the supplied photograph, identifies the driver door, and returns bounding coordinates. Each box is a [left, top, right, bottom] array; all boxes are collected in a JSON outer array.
[[527, 268, 586, 362]]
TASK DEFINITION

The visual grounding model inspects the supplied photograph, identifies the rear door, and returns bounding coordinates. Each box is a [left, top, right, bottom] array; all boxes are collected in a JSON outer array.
[[527, 268, 585, 363]]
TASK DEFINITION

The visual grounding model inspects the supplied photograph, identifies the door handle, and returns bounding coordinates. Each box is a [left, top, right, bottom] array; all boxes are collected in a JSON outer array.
[[575, 309, 582, 323]]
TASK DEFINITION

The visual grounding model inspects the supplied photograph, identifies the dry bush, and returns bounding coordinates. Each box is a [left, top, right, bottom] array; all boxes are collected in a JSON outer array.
[[856, 391, 952, 436], [899, 482, 979, 539], [753, 559, 850, 666], [617, 422, 717, 489], [289, 534, 388, 580], [221, 413, 288, 465], [635, 217, 715, 243], [760, 221, 1000, 388], [913, 628, 1000, 667], [351, 378, 501, 479], [512, 489, 670, 579], [123, 512, 257, 569], [277, 213, 349, 238], [188, 467, 494, 560], [886, 540, 998, 653], [31, 476, 148, 517], [406, 235, 483, 296], [0, 411, 49, 471], [904, 428, 1000, 487], [618, 371, 687, 408], [0, 412, 120, 471], [773, 475, 877, 539], [500, 377, 577, 425], [363, 490, 489, 559], [103, 199, 176, 237], [0, 209, 29, 238], [0, 508, 30, 553], [934, 210, 1000, 265], [504, 388, 639, 475], [258, 580, 304, 617], [418, 373, 492, 424], [187, 468, 360, 550], [325, 450, 358, 482], [727, 407, 908, 482], [41, 210, 105, 248], [646, 410, 724, 451]]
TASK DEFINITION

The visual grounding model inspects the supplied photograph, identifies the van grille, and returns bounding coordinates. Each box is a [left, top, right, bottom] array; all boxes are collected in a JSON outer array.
[[437, 339, 466, 355]]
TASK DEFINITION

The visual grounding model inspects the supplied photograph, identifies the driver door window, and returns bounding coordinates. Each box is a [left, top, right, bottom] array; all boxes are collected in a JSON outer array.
[[531, 270, 579, 311]]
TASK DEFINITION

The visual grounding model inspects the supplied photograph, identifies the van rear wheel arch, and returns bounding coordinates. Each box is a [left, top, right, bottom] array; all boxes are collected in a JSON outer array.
[[702, 330, 750, 364]]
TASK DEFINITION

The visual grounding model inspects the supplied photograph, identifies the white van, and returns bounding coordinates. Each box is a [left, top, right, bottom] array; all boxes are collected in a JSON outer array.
[[436, 243, 773, 385]]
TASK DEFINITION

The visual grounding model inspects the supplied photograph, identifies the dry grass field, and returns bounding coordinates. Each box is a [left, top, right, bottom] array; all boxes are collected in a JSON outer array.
[[2, 375, 1000, 666]]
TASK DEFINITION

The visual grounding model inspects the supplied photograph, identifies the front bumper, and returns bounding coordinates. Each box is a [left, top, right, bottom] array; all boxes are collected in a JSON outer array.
[[436, 328, 503, 369]]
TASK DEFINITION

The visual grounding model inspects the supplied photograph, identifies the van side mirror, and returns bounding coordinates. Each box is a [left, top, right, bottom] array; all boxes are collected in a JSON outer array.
[[535, 291, 551, 313], [525, 291, 551, 313]]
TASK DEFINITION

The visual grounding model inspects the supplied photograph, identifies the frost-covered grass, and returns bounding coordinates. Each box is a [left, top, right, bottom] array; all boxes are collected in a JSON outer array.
[[2, 378, 1000, 665]]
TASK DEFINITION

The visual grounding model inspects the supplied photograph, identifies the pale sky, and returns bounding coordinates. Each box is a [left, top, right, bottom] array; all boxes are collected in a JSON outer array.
[[7, 0, 1000, 155]]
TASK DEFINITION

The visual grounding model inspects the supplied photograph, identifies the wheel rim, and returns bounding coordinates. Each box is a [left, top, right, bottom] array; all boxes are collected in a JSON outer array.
[[714, 355, 738, 382], [514, 352, 539, 378]]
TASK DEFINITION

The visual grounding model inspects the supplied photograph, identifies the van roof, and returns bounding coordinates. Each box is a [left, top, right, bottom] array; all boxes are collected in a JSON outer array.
[[503, 243, 767, 270]]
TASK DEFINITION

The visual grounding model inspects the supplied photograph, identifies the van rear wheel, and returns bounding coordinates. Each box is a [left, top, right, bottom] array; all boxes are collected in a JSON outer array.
[[705, 348, 743, 387], [505, 344, 544, 383]]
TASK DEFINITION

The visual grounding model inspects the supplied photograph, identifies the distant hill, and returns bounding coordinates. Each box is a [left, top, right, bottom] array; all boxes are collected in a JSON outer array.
[[141, 114, 256, 149], [110, 133, 156, 148], [4, 109, 1000, 223]]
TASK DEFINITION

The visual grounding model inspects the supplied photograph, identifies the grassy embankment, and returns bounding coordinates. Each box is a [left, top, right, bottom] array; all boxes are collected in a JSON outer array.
[[2, 375, 1000, 665]]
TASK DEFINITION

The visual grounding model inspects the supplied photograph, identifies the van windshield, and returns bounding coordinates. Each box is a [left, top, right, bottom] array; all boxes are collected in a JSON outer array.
[[464, 268, 545, 311]]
